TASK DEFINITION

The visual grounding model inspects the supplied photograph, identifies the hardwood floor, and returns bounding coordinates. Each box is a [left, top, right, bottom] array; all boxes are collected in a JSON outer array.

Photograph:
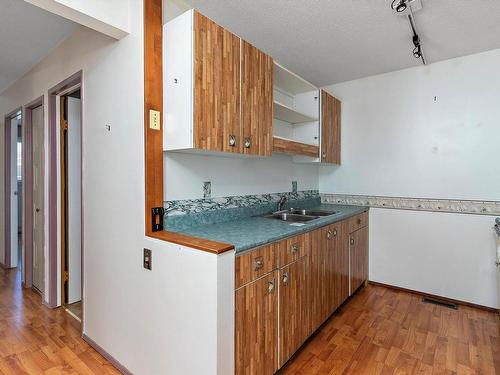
[[279, 284, 500, 375], [0, 267, 119, 374], [1, 265, 498, 374]]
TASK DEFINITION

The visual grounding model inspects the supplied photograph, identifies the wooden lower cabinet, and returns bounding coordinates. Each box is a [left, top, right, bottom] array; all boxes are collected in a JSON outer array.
[[279, 256, 309, 367], [349, 226, 369, 295], [235, 212, 369, 374], [331, 221, 350, 310], [235, 271, 278, 375]]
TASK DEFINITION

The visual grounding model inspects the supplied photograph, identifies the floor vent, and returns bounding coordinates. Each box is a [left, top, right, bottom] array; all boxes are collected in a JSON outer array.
[[422, 297, 458, 310]]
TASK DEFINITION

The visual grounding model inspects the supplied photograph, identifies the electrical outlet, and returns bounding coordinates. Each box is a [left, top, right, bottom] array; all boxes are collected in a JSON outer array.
[[144, 248, 152, 270], [203, 181, 211, 198], [149, 109, 161, 130]]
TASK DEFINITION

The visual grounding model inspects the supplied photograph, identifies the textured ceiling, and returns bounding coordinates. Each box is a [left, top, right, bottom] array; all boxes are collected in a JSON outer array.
[[185, 0, 500, 85], [0, 0, 77, 94]]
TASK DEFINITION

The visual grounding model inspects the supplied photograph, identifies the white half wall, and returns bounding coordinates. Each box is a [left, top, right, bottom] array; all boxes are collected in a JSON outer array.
[[369, 208, 498, 309], [25, 0, 130, 39], [319, 48, 500, 201]]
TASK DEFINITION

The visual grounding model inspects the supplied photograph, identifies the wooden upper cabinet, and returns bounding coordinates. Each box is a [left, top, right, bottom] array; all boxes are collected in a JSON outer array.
[[242, 41, 273, 156], [320, 90, 341, 164], [235, 271, 278, 375], [193, 11, 241, 153]]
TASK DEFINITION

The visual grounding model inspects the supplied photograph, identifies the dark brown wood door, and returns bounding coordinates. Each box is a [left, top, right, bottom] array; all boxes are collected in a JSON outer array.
[[309, 227, 329, 330], [349, 226, 369, 295], [242, 41, 273, 156], [331, 221, 350, 310], [320, 90, 341, 164], [279, 257, 309, 367], [193, 11, 241, 153], [235, 271, 278, 375]]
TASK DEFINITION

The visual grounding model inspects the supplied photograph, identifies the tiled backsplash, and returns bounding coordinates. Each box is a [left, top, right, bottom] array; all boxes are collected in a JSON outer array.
[[322, 194, 500, 216], [164, 190, 320, 232], [164, 190, 319, 216]]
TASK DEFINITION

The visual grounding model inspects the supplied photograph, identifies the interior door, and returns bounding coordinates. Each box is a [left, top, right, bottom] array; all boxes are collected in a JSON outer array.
[[32, 105, 44, 291], [10, 117, 19, 268], [67, 97, 81, 304]]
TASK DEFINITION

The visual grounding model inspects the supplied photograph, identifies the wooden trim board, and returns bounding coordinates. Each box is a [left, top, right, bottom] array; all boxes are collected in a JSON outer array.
[[143, 0, 234, 254], [273, 136, 319, 158]]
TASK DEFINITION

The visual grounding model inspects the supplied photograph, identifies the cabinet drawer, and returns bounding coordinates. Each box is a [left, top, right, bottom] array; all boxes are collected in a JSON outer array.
[[235, 244, 277, 288], [348, 212, 368, 233], [277, 235, 307, 267]]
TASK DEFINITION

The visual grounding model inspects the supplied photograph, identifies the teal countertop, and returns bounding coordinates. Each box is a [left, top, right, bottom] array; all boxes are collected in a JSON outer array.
[[168, 204, 368, 253]]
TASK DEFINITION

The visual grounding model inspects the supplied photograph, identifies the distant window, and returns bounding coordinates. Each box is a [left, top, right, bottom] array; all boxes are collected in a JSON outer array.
[[17, 142, 22, 181]]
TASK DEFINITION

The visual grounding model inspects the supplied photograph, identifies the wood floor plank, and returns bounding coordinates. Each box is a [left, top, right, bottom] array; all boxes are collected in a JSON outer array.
[[279, 285, 500, 375], [0, 268, 120, 374]]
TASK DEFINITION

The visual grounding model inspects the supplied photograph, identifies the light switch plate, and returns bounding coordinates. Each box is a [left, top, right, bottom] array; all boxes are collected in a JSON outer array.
[[149, 109, 161, 130]]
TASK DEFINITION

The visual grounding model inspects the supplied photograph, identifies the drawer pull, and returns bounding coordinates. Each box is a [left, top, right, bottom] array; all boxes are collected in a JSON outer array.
[[229, 134, 236, 147], [253, 256, 264, 271], [291, 243, 299, 254], [268, 278, 275, 293], [282, 271, 289, 286], [350, 237, 355, 245]]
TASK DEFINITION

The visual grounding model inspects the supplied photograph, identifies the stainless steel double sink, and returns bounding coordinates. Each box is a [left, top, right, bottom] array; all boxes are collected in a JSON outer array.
[[263, 209, 338, 223]]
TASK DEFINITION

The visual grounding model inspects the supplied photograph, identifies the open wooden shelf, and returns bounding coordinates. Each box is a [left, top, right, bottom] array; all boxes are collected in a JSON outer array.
[[272, 136, 319, 158], [273, 101, 317, 124]]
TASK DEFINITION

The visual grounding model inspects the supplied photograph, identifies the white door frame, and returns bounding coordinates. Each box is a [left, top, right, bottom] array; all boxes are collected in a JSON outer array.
[[3, 108, 22, 269]]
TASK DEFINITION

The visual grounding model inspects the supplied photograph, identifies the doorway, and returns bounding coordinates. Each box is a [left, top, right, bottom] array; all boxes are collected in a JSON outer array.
[[59, 89, 82, 320], [3, 110, 22, 270]]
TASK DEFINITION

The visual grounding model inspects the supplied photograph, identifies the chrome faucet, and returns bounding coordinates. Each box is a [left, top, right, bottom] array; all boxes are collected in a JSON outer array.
[[277, 196, 287, 212]]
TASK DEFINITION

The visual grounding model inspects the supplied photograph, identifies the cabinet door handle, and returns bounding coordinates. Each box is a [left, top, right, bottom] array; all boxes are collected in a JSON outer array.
[[357, 218, 362, 225], [282, 271, 289, 286], [268, 278, 275, 293], [322, 152, 326, 159], [291, 243, 299, 254], [244, 137, 251, 148], [327, 230, 332, 239], [333, 229, 337, 237], [228, 134, 236, 147], [350, 237, 355, 245], [253, 256, 264, 271]]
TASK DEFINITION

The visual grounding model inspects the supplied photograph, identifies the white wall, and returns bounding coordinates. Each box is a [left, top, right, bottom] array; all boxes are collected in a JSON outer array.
[[369, 208, 498, 308], [1, 1, 235, 373], [319, 48, 500, 201], [165, 152, 319, 200], [319, 49, 500, 308]]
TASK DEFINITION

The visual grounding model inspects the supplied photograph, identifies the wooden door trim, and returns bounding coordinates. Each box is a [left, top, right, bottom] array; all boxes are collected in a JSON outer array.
[[23, 96, 45, 291], [143, 0, 234, 254], [47, 71, 83, 308]]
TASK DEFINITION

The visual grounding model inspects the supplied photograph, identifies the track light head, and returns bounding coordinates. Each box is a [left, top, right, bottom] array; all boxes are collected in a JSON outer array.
[[392, 0, 408, 13]]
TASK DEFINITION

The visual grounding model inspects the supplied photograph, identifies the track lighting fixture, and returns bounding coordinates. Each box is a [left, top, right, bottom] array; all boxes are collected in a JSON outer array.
[[391, 0, 408, 13], [390, 0, 427, 65]]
